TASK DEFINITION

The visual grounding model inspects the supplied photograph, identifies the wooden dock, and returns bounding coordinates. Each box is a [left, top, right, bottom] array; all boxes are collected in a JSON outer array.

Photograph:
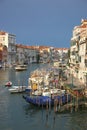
[[54, 85, 87, 113], [54, 101, 87, 113]]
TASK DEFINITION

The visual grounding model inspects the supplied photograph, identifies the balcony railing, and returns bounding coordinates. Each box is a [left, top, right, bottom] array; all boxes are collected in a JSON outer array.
[[8, 50, 16, 54], [75, 64, 79, 68]]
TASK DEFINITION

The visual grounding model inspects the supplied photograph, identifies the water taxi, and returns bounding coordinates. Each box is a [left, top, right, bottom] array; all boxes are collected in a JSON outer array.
[[8, 85, 27, 93], [15, 65, 27, 71]]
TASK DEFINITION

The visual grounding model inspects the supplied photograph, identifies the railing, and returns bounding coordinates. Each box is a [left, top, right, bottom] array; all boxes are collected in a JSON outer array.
[[8, 50, 16, 54]]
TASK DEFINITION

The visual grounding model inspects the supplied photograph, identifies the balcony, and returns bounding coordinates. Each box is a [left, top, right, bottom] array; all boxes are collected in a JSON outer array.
[[83, 68, 87, 73], [71, 55, 75, 59], [75, 46, 79, 52], [8, 49, 16, 54], [75, 64, 79, 69], [85, 55, 87, 60], [79, 37, 87, 44], [85, 50, 87, 56]]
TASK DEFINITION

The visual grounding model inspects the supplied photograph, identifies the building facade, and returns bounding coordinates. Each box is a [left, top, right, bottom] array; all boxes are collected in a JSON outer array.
[[0, 43, 8, 67], [16, 44, 39, 64], [0, 31, 16, 66], [70, 19, 87, 85]]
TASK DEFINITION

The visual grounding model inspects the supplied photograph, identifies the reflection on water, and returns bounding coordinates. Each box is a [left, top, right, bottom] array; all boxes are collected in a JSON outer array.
[[0, 69, 10, 85], [23, 102, 87, 130], [24, 104, 41, 117], [0, 64, 87, 130]]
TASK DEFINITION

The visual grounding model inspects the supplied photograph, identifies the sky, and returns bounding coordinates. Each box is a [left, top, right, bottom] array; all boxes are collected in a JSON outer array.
[[0, 0, 87, 48]]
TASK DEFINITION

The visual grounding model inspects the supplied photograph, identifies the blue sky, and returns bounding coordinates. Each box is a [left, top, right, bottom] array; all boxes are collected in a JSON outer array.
[[0, 0, 87, 48]]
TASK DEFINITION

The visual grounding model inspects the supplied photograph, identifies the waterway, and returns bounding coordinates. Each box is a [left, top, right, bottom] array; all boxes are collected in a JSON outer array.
[[0, 63, 87, 130]]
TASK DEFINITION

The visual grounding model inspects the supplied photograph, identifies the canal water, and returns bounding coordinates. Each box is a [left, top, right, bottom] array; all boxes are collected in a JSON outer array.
[[0, 63, 87, 130]]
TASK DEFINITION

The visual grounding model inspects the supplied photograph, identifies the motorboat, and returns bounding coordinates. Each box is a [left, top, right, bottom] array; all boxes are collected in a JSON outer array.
[[15, 65, 27, 71], [5, 81, 12, 87], [8, 85, 27, 93]]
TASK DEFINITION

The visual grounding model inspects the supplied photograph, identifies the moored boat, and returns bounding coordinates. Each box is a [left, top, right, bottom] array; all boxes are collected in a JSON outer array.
[[23, 93, 71, 107], [15, 65, 27, 71], [31, 86, 66, 97], [23, 95, 52, 106], [8, 85, 27, 93], [25, 85, 32, 93], [5, 81, 12, 87], [23, 64, 71, 107]]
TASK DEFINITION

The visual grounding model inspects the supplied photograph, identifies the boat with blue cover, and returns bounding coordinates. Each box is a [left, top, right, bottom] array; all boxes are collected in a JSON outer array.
[[23, 94, 71, 107]]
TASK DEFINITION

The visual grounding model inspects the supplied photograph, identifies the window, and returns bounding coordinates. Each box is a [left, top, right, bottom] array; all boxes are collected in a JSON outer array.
[[3, 37, 5, 41]]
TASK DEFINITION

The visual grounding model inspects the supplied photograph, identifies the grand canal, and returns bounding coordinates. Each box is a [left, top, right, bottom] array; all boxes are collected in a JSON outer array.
[[0, 63, 87, 130]]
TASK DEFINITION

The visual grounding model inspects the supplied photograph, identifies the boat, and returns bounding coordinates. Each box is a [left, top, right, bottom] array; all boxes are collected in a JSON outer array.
[[26, 66, 64, 90], [8, 85, 27, 93], [0, 64, 2, 69], [23, 65, 71, 107], [23, 94, 71, 107], [32, 89, 42, 96], [23, 95, 52, 106], [31, 85, 66, 96], [5, 81, 12, 87], [25, 86, 32, 93], [41, 87, 65, 96], [15, 65, 27, 71]]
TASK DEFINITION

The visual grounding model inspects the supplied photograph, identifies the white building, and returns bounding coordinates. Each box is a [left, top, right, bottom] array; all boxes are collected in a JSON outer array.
[[0, 31, 16, 66], [70, 19, 87, 85], [16, 44, 38, 64]]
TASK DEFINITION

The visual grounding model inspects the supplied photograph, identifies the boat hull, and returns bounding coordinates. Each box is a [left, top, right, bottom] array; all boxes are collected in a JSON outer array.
[[9, 86, 26, 93], [15, 65, 27, 71], [5, 81, 12, 87], [23, 94, 71, 107]]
